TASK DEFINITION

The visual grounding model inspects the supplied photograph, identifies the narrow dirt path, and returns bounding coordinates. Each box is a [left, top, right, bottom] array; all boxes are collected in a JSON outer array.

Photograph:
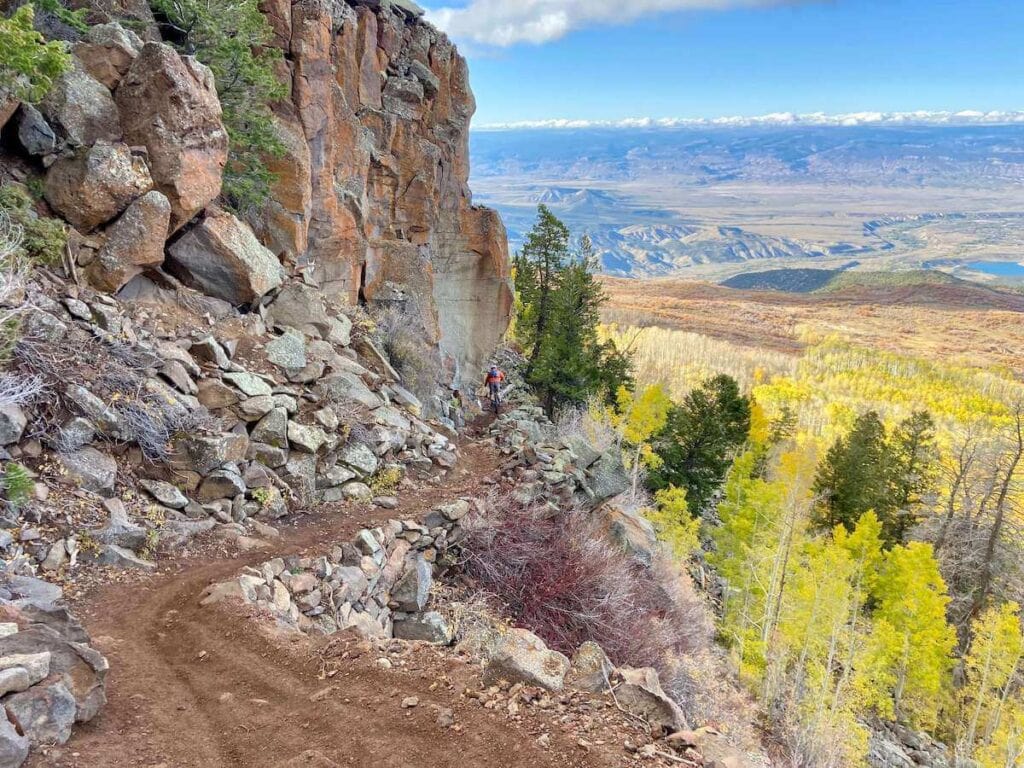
[[26, 427, 625, 768]]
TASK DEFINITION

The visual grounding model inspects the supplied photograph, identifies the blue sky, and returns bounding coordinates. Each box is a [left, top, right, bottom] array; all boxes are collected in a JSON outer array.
[[421, 0, 1024, 126]]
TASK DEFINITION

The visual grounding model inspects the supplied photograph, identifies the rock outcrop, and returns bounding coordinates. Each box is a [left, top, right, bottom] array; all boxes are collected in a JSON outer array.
[[253, 0, 512, 385]]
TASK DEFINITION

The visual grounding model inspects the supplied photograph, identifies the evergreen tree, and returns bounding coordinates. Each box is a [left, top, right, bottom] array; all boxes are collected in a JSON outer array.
[[513, 205, 570, 372], [813, 409, 939, 545], [0, 5, 70, 102], [812, 410, 894, 538], [529, 248, 609, 415], [888, 410, 939, 541], [649, 374, 751, 513], [151, 0, 287, 212]]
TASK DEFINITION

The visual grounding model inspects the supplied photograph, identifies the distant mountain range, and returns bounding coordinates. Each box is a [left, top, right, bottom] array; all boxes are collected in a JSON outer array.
[[471, 123, 1024, 279], [472, 124, 1024, 187]]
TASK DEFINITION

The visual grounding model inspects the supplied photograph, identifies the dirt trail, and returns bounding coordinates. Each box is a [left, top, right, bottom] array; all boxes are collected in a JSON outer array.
[[27, 426, 621, 768]]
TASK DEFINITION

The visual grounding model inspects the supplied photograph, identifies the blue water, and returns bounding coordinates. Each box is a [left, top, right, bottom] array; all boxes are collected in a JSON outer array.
[[967, 261, 1024, 278]]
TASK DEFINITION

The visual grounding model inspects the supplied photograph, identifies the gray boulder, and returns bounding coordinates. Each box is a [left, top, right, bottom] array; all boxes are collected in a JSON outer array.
[[167, 209, 284, 305], [266, 283, 332, 336], [57, 448, 117, 497], [584, 451, 630, 504], [338, 442, 378, 477], [4, 680, 77, 745], [566, 641, 614, 692], [39, 62, 121, 146], [0, 715, 29, 767], [16, 103, 57, 156], [482, 627, 570, 691], [251, 408, 289, 448], [391, 554, 431, 612], [393, 611, 452, 644], [266, 329, 307, 370], [139, 479, 188, 510], [615, 666, 687, 734], [0, 405, 26, 446]]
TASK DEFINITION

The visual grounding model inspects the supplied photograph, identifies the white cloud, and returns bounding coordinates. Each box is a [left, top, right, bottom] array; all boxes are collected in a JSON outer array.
[[426, 0, 809, 47], [473, 110, 1024, 131]]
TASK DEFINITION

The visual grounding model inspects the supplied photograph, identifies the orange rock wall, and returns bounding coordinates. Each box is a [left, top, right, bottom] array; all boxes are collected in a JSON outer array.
[[254, 0, 512, 385]]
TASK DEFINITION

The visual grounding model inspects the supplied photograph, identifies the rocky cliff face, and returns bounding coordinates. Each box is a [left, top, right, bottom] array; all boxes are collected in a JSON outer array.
[[252, 0, 512, 385]]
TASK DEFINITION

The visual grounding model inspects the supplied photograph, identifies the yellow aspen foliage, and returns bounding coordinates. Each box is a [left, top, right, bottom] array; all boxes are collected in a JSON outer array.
[[613, 384, 672, 494], [644, 486, 700, 560], [975, 702, 1024, 768], [859, 542, 957, 729], [959, 602, 1024, 758]]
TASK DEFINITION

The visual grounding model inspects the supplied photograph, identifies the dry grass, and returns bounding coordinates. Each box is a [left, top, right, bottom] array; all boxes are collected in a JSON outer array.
[[602, 276, 1024, 376]]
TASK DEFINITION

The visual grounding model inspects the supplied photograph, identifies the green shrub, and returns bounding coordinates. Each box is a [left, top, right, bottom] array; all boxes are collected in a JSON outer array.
[[149, 0, 287, 212], [0, 184, 67, 266], [0, 5, 72, 102], [2, 462, 33, 511]]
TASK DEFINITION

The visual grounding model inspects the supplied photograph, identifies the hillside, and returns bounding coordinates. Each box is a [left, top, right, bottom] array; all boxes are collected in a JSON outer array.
[[602, 274, 1024, 372]]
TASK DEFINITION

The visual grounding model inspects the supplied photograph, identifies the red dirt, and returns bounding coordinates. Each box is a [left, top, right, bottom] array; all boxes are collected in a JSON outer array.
[[26, 430, 643, 768]]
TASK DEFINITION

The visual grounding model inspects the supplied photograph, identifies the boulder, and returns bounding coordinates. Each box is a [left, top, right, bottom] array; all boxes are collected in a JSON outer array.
[[566, 641, 615, 693], [72, 22, 143, 89], [116, 42, 228, 230], [86, 190, 171, 292], [0, 715, 29, 767], [266, 330, 307, 370], [196, 379, 239, 409], [390, 554, 431, 612], [90, 499, 147, 550], [393, 611, 451, 644], [91, 544, 156, 571], [615, 666, 687, 734], [599, 505, 658, 566], [266, 283, 332, 336], [251, 408, 289, 448], [38, 62, 121, 146], [316, 373, 382, 410], [482, 628, 570, 691], [57, 448, 117, 497], [0, 405, 26, 446], [286, 422, 326, 454], [338, 442, 378, 477], [223, 371, 273, 397], [44, 141, 153, 232], [197, 469, 246, 502], [167, 209, 284, 305], [0, 95, 17, 132], [584, 451, 630, 504], [170, 433, 248, 475], [4, 680, 77, 745], [16, 103, 57, 156]]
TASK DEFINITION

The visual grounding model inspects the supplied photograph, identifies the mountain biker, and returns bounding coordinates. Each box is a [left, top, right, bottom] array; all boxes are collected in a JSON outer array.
[[483, 365, 506, 411]]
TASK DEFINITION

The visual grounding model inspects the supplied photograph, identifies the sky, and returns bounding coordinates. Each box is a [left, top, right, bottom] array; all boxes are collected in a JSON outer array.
[[420, 0, 1024, 127]]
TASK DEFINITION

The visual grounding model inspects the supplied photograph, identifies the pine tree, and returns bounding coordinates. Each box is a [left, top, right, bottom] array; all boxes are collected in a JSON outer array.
[[812, 410, 894, 539], [0, 5, 71, 103], [888, 410, 939, 541], [513, 205, 571, 372], [527, 233, 631, 416], [649, 374, 751, 513]]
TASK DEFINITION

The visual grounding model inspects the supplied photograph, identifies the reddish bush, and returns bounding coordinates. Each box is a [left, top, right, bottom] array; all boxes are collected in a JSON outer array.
[[458, 495, 710, 678]]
